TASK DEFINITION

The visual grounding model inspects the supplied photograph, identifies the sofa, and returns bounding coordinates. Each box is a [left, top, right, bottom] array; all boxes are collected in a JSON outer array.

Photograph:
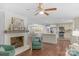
[[66, 43, 79, 56]]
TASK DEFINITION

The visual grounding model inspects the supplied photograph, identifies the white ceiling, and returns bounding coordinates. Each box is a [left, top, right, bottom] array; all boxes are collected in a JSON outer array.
[[0, 3, 79, 24]]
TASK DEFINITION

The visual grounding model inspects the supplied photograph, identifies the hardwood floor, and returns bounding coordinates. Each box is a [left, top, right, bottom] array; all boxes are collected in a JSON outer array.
[[17, 39, 70, 56]]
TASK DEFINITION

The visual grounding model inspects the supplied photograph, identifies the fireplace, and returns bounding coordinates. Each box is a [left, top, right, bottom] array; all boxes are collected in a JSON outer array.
[[11, 36, 24, 48], [4, 32, 30, 55]]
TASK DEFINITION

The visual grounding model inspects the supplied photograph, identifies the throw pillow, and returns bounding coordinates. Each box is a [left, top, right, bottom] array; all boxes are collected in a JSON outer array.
[[0, 46, 5, 52]]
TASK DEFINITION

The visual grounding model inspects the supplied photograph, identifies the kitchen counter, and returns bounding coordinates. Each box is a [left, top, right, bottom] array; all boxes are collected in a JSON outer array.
[[42, 33, 57, 44]]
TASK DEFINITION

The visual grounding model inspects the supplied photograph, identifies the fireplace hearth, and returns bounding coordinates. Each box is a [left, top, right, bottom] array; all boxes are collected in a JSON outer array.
[[11, 36, 24, 48]]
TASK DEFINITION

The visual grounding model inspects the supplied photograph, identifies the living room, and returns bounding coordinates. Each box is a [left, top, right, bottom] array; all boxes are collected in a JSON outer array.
[[0, 3, 79, 56]]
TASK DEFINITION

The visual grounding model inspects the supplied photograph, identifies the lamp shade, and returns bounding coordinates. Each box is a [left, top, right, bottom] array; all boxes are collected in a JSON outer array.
[[72, 30, 79, 36]]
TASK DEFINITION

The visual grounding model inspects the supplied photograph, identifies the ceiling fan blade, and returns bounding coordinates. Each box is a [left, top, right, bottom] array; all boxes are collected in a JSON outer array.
[[44, 12, 49, 16], [45, 8, 57, 11], [33, 9, 40, 15]]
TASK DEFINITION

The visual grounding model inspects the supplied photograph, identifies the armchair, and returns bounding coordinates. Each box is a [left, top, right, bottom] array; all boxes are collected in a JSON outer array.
[[0, 45, 15, 56]]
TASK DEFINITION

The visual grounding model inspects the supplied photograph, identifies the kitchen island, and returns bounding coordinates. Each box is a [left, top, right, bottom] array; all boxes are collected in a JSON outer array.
[[42, 33, 57, 44]]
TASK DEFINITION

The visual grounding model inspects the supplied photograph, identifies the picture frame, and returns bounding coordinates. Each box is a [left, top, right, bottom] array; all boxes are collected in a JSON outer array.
[[9, 17, 25, 31]]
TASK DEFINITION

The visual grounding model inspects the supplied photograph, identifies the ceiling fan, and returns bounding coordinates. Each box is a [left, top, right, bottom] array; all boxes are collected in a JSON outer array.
[[34, 3, 57, 16]]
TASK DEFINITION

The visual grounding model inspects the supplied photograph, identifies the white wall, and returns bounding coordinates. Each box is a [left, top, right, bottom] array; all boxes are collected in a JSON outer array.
[[0, 10, 5, 44], [28, 17, 73, 25]]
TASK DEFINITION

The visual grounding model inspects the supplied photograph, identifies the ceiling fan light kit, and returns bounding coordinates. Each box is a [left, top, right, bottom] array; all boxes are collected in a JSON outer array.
[[39, 11, 44, 14]]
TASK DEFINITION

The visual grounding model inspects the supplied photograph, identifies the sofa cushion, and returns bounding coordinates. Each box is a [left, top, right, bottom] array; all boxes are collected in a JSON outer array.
[[32, 37, 40, 42], [32, 46, 42, 49], [0, 51, 9, 56], [32, 42, 41, 46]]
